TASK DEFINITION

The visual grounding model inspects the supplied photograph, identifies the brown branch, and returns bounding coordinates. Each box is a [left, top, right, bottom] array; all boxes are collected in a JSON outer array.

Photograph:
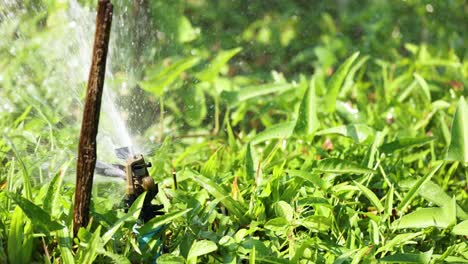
[[73, 0, 113, 236]]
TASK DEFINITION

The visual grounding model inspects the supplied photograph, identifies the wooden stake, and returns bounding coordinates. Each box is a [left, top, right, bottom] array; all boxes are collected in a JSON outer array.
[[73, 0, 113, 236]]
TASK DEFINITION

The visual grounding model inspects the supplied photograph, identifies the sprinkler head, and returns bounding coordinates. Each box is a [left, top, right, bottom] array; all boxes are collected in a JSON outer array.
[[94, 148, 163, 221], [123, 153, 163, 221]]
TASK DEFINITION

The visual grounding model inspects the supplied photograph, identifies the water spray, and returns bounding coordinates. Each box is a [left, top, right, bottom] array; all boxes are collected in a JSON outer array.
[[73, 0, 162, 236]]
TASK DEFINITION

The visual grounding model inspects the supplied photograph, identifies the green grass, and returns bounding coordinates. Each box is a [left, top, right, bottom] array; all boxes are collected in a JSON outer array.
[[1, 0, 467, 263]]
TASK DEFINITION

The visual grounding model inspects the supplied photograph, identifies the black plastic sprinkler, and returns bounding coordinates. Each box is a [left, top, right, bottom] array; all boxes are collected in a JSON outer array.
[[95, 146, 163, 221]]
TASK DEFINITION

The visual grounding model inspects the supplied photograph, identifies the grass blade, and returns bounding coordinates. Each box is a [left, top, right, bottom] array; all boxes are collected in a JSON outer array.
[[79, 226, 101, 264], [315, 158, 376, 175], [6, 192, 64, 232], [245, 143, 255, 179], [294, 76, 319, 136], [379, 249, 432, 264], [324, 52, 359, 112], [397, 162, 443, 213], [192, 171, 247, 223], [139, 209, 192, 235], [376, 232, 423, 254], [222, 83, 296, 106], [414, 73, 431, 102], [57, 226, 75, 264], [353, 181, 384, 212], [316, 124, 374, 144], [446, 97, 468, 163], [251, 122, 294, 144], [380, 137, 435, 154], [286, 170, 328, 190]]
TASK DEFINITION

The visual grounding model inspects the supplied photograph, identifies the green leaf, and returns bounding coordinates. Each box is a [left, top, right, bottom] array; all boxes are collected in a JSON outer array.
[[286, 169, 328, 190], [403, 180, 468, 220], [196, 48, 242, 82], [446, 97, 468, 163], [265, 217, 289, 231], [379, 249, 432, 264], [139, 57, 200, 96], [394, 197, 456, 229], [221, 83, 296, 106], [375, 232, 423, 254], [316, 124, 374, 144], [315, 158, 376, 175], [6, 192, 64, 232], [96, 249, 131, 264], [294, 76, 319, 136], [139, 209, 191, 235], [251, 121, 295, 144], [353, 181, 384, 212], [8, 207, 33, 264], [57, 226, 75, 264], [183, 86, 207, 126], [178, 16, 199, 43], [250, 246, 256, 264], [397, 162, 443, 213], [380, 137, 435, 154], [157, 254, 186, 264], [79, 226, 101, 264], [452, 220, 468, 236], [245, 143, 255, 179], [324, 52, 360, 112], [102, 193, 147, 245], [274, 201, 294, 221], [43, 162, 68, 217], [413, 73, 431, 102], [191, 171, 247, 223], [187, 240, 218, 263]]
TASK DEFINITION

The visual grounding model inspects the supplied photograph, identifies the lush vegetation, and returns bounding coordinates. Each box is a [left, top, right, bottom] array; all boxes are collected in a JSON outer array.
[[1, 0, 467, 263]]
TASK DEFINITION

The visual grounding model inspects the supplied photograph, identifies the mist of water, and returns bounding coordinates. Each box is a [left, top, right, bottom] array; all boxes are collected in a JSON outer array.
[[1, 0, 158, 168], [67, 0, 137, 161]]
